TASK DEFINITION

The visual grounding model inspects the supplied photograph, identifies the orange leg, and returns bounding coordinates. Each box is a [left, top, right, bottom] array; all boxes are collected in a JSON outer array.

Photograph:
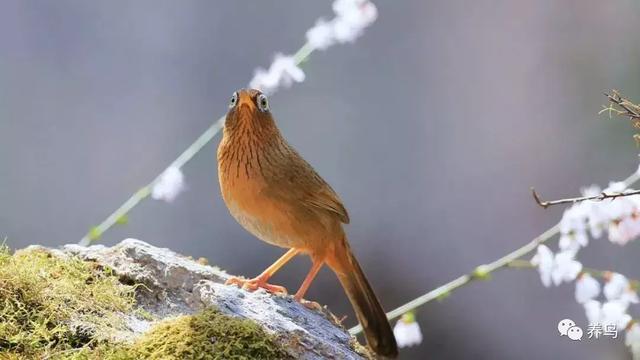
[[226, 248, 299, 295], [294, 259, 324, 309]]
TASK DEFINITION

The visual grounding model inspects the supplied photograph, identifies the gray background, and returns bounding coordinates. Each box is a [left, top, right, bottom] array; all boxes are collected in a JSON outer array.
[[1, 1, 640, 359]]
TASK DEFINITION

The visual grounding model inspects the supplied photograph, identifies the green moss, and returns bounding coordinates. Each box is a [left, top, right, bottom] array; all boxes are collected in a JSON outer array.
[[0, 245, 135, 358], [129, 308, 289, 360]]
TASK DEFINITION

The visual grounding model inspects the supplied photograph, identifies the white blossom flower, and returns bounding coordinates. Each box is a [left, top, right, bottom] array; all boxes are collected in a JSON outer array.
[[393, 313, 422, 348], [560, 203, 589, 231], [306, 18, 335, 50], [583, 300, 631, 328], [599, 301, 630, 328], [152, 166, 185, 203], [575, 273, 600, 304], [558, 231, 588, 255], [306, 0, 378, 50], [531, 245, 582, 287], [584, 300, 601, 325], [249, 54, 306, 94], [581, 184, 601, 198], [620, 288, 640, 306], [581, 185, 608, 238], [332, 0, 377, 43], [605, 181, 628, 194], [602, 182, 635, 219], [531, 245, 554, 287], [608, 216, 640, 245], [605, 273, 630, 300], [603, 273, 639, 305], [587, 214, 606, 239], [551, 251, 583, 286], [558, 204, 589, 253], [626, 322, 640, 360]]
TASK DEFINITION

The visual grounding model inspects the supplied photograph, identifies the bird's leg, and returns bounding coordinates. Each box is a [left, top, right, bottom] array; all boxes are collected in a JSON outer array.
[[294, 259, 324, 310], [226, 248, 299, 295]]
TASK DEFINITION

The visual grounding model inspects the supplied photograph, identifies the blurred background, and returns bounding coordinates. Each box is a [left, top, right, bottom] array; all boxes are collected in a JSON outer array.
[[2, 1, 640, 358]]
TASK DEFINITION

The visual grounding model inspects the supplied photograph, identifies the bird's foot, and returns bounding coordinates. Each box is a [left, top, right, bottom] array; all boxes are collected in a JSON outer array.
[[295, 296, 323, 311], [225, 276, 288, 295]]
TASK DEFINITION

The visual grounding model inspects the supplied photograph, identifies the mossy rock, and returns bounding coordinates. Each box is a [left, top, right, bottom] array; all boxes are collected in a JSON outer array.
[[0, 246, 289, 360]]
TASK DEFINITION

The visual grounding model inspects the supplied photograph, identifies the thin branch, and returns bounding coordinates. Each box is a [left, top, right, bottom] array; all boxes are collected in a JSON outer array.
[[349, 170, 640, 336], [531, 187, 640, 209], [604, 90, 640, 121]]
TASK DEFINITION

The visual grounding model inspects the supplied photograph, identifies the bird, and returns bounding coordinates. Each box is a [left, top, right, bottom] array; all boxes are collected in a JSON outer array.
[[217, 88, 398, 358]]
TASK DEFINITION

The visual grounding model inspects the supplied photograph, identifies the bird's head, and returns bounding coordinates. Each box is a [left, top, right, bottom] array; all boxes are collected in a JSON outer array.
[[224, 89, 277, 135]]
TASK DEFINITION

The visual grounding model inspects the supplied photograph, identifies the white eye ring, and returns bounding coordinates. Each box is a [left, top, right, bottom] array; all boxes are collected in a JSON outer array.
[[257, 94, 269, 112], [229, 92, 238, 108]]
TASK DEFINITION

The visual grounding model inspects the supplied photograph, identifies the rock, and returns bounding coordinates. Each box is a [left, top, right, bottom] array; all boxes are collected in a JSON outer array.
[[61, 239, 369, 360]]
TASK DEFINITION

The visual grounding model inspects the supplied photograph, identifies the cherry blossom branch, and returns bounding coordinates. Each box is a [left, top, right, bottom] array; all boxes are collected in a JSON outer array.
[[348, 224, 557, 335], [531, 187, 640, 209], [349, 170, 640, 336]]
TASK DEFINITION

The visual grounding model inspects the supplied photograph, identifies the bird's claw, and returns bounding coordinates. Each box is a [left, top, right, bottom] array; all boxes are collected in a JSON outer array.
[[225, 276, 288, 295], [298, 298, 323, 311]]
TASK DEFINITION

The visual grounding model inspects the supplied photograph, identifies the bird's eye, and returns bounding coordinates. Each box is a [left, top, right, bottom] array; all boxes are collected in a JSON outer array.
[[229, 92, 238, 108], [256, 94, 269, 112]]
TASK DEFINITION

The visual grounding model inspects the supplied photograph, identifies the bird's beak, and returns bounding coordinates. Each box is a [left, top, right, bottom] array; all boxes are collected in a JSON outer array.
[[238, 96, 255, 111]]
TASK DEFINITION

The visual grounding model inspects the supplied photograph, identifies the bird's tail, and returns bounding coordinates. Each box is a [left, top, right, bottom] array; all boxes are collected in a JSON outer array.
[[327, 239, 398, 358]]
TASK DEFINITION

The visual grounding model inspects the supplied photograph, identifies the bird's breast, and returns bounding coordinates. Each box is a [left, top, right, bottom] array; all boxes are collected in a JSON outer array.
[[220, 177, 302, 249], [218, 140, 298, 248], [217, 135, 339, 253]]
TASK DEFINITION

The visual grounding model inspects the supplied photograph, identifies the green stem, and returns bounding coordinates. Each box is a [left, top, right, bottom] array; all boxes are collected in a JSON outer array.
[[349, 170, 640, 335]]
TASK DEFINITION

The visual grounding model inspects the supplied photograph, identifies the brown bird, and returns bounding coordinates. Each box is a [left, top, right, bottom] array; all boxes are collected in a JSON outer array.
[[217, 89, 398, 357]]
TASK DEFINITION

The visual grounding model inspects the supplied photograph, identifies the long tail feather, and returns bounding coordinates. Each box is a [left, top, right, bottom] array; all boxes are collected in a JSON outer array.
[[327, 240, 398, 358]]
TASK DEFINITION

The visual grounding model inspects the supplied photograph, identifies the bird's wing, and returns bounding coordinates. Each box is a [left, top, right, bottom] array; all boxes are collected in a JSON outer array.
[[275, 149, 350, 224], [303, 185, 350, 224]]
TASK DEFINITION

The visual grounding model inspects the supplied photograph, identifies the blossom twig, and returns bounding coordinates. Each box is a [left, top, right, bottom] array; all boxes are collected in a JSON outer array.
[[349, 170, 640, 336], [531, 187, 640, 209]]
